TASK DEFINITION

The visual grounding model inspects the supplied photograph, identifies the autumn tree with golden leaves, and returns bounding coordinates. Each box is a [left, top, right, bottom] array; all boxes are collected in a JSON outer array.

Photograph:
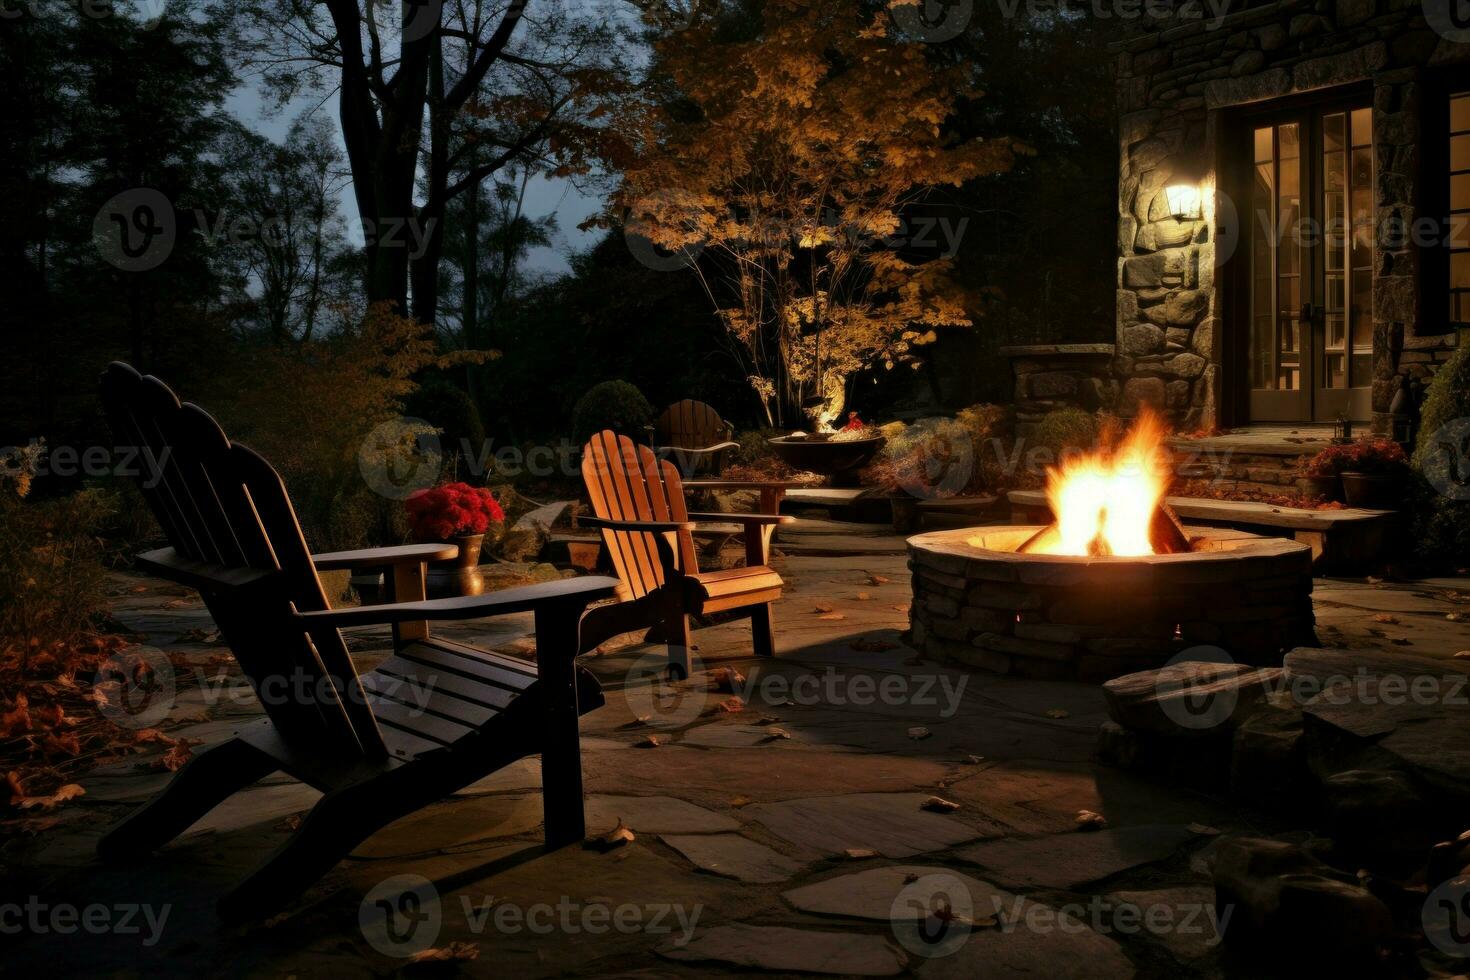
[[614, 0, 1021, 427]]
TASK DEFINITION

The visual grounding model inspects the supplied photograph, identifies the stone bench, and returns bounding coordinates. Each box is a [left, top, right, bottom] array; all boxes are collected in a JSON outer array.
[[1005, 490, 1397, 574]]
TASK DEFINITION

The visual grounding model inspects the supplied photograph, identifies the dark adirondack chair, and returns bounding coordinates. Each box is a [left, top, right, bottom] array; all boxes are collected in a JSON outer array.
[[577, 430, 793, 674], [647, 399, 739, 475], [96, 363, 619, 921]]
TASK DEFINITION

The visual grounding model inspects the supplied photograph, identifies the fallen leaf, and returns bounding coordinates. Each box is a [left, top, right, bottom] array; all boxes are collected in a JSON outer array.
[[0, 694, 31, 738], [636, 735, 660, 748], [711, 667, 746, 693], [1044, 708, 1070, 720], [761, 727, 792, 742], [728, 795, 751, 808], [158, 740, 195, 772], [964, 754, 985, 765], [856, 591, 872, 601], [907, 726, 932, 740], [867, 574, 890, 585], [844, 848, 877, 859], [1186, 822, 1221, 836], [587, 819, 636, 852], [408, 942, 480, 963], [812, 603, 834, 614], [1075, 809, 1107, 831], [891, 603, 911, 614], [277, 813, 302, 832], [921, 796, 961, 813], [714, 696, 745, 714], [16, 783, 85, 811], [1455, 651, 1470, 660], [1448, 612, 1466, 623], [1373, 614, 1400, 625], [817, 613, 846, 621]]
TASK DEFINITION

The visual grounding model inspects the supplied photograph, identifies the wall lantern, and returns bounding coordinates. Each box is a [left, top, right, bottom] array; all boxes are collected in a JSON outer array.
[[1164, 183, 1202, 221]]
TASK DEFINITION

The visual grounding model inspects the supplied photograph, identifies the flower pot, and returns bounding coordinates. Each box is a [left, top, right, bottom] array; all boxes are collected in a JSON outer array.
[[421, 533, 486, 598], [1339, 472, 1404, 510], [766, 434, 886, 486], [1296, 474, 1342, 503]]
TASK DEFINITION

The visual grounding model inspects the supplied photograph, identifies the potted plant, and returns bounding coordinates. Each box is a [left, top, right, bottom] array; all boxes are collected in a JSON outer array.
[[1299, 444, 1351, 502], [1337, 439, 1410, 509], [404, 482, 505, 597], [766, 412, 887, 486]]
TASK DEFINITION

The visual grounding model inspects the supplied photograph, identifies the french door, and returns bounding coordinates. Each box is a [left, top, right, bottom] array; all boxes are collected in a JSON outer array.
[[1246, 103, 1374, 422]]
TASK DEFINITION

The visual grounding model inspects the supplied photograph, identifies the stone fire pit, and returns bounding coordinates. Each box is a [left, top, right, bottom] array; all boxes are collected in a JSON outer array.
[[907, 526, 1315, 683]]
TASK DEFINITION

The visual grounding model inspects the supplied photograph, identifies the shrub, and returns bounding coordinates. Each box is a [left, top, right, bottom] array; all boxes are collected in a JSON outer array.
[[1033, 408, 1097, 457], [404, 483, 505, 541], [572, 380, 653, 443], [404, 379, 487, 467], [1412, 343, 1470, 564]]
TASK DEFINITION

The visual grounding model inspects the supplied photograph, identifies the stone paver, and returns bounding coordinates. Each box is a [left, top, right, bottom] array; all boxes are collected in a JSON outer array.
[[955, 824, 1205, 889], [744, 793, 981, 858], [583, 794, 740, 835], [661, 833, 805, 883], [783, 865, 1013, 921], [658, 923, 907, 975], [916, 912, 1137, 980]]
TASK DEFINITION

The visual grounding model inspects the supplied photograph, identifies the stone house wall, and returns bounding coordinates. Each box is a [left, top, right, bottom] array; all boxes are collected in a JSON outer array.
[[1114, 0, 1469, 431]]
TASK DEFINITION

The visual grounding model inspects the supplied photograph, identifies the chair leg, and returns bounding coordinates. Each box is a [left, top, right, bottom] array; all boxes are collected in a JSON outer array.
[[751, 603, 776, 658], [97, 737, 278, 863], [665, 610, 692, 679]]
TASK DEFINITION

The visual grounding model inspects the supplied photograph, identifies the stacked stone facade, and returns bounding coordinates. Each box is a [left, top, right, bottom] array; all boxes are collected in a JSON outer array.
[[1112, 0, 1468, 431]]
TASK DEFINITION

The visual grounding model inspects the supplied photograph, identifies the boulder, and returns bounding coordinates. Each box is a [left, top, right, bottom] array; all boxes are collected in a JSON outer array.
[[1103, 662, 1282, 737], [1229, 692, 1306, 808], [1321, 769, 1437, 862], [1212, 837, 1393, 968], [1120, 323, 1165, 357]]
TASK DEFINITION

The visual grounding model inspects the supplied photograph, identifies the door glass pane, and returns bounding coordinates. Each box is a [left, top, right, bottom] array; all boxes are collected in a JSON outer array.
[[1251, 126, 1276, 390], [1277, 123, 1302, 391], [1348, 108, 1374, 387], [1322, 113, 1347, 389]]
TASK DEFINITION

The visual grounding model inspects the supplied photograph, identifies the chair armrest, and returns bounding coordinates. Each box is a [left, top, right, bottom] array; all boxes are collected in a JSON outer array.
[[311, 543, 458, 571], [296, 576, 621, 628], [682, 479, 799, 490], [578, 515, 693, 533], [654, 442, 741, 455], [686, 512, 795, 526]]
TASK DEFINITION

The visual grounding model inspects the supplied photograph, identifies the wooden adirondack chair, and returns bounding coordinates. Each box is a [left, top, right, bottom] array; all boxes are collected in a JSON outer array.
[[577, 430, 793, 674], [647, 399, 739, 475], [96, 363, 619, 921]]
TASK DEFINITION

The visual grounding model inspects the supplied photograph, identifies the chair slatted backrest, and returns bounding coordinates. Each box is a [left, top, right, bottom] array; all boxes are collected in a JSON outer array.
[[581, 430, 698, 600], [652, 399, 728, 451], [101, 363, 387, 761]]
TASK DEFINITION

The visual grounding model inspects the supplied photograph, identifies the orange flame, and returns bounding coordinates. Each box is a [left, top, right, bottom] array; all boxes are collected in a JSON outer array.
[[1030, 411, 1173, 557]]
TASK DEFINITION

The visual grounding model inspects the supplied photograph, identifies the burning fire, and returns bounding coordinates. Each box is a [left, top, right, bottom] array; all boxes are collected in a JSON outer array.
[[1023, 411, 1175, 557]]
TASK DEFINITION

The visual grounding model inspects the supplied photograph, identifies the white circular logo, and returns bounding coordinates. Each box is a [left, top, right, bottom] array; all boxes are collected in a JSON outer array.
[[1424, 875, 1470, 958], [94, 188, 175, 272], [357, 416, 443, 500], [622, 650, 708, 730], [1154, 646, 1241, 731], [889, 0, 973, 42], [94, 645, 176, 730], [1424, 0, 1470, 43], [895, 417, 974, 500], [890, 872, 973, 958], [1421, 417, 1470, 501], [360, 873, 442, 958], [624, 190, 707, 272]]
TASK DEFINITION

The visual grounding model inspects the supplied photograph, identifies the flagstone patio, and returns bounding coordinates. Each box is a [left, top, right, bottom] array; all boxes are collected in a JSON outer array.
[[4, 516, 1468, 977]]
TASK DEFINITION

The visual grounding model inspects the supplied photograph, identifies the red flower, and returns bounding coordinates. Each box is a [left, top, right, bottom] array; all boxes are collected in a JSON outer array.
[[405, 482, 505, 540]]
